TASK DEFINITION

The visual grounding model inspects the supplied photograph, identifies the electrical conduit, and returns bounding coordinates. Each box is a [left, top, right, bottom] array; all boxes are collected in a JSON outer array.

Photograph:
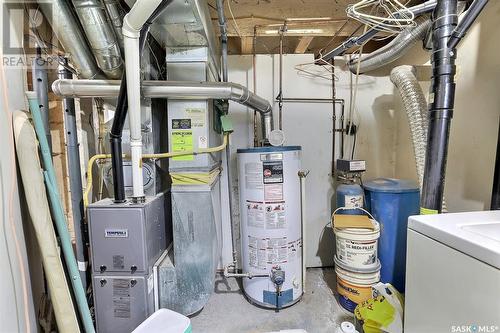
[[13, 111, 80, 333]]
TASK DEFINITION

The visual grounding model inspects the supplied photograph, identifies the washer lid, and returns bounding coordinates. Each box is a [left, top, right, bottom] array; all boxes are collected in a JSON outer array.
[[363, 178, 419, 193], [408, 211, 500, 269]]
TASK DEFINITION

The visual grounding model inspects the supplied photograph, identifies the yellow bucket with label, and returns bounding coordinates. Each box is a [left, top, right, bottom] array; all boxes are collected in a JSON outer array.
[[335, 258, 380, 312]]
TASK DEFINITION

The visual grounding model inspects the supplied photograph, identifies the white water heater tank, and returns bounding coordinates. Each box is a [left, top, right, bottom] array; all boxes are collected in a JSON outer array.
[[237, 146, 303, 308]]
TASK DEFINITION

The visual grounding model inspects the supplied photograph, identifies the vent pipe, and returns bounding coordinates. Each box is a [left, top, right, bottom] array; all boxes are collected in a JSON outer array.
[[421, 0, 458, 214], [109, 1, 172, 202], [323, 0, 437, 60], [72, 0, 123, 79], [37, 0, 102, 79], [348, 17, 431, 74]]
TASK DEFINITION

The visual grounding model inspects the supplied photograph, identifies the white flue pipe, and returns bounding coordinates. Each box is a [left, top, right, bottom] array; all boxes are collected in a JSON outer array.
[[122, 0, 163, 199]]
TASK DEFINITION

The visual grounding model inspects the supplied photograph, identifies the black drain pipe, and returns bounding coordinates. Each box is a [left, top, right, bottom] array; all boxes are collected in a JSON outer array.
[[421, 0, 458, 213], [448, 0, 489, 49], [491, 119, 500, 210], [109, 0, 172, 202]]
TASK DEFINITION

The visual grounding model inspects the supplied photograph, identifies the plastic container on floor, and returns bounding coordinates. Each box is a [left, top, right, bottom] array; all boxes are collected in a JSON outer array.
[[363, 178, 420, 292], [132, 309, 191, 333]]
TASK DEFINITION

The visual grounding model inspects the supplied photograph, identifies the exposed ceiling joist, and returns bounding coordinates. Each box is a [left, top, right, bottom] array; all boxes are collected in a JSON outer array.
[[294, 36, 314, 53]]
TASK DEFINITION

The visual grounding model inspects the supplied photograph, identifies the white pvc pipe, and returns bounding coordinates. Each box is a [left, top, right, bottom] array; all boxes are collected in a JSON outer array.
[[299, 171, 308, 293], [122, 0, 163, 199]]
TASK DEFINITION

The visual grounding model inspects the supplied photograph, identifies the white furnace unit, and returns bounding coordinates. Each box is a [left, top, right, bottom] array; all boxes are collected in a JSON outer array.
[[237, 146, 303, 309]]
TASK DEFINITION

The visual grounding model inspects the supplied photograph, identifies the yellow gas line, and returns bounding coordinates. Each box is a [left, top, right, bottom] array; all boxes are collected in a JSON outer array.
[[83, 133, 229, 208]]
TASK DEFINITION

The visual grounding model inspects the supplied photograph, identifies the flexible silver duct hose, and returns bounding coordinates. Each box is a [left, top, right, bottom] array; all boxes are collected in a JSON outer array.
[[72, 0, 123, 79], [391, 65, 447, 211], [390, 66, 427, 189], [37, 0, 102, 79], [349, 17, 432, 74]]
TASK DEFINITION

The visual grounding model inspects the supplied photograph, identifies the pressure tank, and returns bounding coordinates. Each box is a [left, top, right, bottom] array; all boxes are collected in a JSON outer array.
[[336, 182, 364, 215], [237, 146, 303, 308]]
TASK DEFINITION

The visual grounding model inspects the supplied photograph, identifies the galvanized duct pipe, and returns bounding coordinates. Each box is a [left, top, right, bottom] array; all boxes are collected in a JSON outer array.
[[349, 17, 432, 74], [216, 0, 228, 83], [448, 0, 489, 49], [323, 0, 437, 60], [103, 0, 126, 52], [52, 79, 274, 137], [37, 0, 102, 79], [72, 0, 123, 79], [390, 66, 427, 189]]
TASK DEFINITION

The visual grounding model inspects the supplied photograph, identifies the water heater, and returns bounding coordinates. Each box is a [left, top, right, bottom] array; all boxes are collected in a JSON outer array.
[[237, 146, 303, 308]]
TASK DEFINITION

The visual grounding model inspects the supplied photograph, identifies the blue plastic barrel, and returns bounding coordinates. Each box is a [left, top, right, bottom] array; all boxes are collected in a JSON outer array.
[[363, 178, 419, 292], [336, 183, 364, 215]]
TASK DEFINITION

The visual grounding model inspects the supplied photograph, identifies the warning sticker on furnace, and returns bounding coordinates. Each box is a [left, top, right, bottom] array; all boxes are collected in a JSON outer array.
[[265, 202, 286, 229], [246, 201, 264, 228], [171, 130, 193, 161], [185, 108, 206, 127], [263, 160, 283, 184]]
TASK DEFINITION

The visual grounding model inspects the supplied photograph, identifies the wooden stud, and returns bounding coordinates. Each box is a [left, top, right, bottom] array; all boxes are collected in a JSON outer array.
[[295, 36, 314, 53]]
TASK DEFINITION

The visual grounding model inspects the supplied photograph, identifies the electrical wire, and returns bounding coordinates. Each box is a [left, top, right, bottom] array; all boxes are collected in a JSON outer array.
[[227, 0, 242, 37], [84, 133, 230, 207]]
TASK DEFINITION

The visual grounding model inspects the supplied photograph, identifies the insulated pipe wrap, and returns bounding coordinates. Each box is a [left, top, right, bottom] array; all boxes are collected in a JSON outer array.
[[349, 17, 432, 74], [390, 66, 428, 188]]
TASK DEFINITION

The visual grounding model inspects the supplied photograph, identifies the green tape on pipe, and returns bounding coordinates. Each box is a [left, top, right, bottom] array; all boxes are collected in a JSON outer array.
[[27, 92, 95, 333]]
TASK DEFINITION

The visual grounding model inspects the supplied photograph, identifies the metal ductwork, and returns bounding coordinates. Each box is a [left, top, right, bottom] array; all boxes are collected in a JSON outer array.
[[349, 17, 432, 74], [103, 0, 126, 52], [72, 0, 123, 79], [37, 0, 102, 79], [52, 79, 274, 137]]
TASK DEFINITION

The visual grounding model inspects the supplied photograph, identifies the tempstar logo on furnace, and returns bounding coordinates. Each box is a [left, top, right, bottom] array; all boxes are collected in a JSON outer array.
[[105, 229, 129, 238]]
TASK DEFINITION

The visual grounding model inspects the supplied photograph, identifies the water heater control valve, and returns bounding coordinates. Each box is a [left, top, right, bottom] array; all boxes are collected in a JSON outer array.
[[271, 266, 285, 287]]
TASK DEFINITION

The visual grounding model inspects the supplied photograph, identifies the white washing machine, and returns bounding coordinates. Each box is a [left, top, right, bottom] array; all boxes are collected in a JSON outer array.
[[405, 211, 500, 333]]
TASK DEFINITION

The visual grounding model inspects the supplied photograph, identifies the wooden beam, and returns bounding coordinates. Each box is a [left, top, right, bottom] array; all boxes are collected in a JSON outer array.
[[295, 36, 314, 53], [240, 36, 254, 54]]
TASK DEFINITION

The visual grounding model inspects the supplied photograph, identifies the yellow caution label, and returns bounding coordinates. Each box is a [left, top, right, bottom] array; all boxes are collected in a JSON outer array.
[[420, 207, 438, 215]]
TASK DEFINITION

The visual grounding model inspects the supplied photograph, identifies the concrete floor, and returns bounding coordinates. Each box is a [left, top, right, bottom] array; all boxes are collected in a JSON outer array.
[[190, 268, 354, 333]]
